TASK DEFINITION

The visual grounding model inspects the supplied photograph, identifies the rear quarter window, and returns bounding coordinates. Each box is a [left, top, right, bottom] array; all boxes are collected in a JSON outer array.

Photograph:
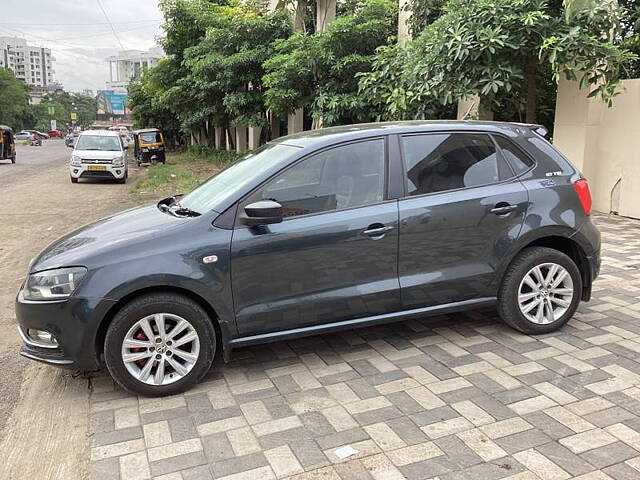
[[494, 136, 534, 176], [522, 136, 575, 175]]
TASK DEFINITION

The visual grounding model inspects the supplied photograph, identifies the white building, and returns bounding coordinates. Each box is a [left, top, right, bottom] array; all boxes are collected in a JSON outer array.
[[0, 36, 55, 87], [106, 47, 164, 90]]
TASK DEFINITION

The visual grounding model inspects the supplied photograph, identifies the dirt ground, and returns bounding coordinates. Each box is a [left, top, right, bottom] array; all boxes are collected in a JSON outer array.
[[0, 141, 149, 479]]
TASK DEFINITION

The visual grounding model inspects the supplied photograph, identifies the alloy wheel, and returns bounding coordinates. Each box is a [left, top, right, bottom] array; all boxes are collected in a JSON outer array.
[[121, 313, 200, 386], [517, 262, 574, 325]]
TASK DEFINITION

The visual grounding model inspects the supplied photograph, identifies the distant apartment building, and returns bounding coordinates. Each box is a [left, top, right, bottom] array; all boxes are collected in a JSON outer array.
[[0, 36, 55, 87], [106, 47, 164, 91]]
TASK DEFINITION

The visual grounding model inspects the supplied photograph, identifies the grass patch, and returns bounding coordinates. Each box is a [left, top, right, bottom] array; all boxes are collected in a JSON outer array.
[[131, 147, 241, 198]]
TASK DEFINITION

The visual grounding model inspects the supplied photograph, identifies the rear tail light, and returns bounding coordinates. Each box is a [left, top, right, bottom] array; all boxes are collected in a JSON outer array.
[[573, 178, 592, 216]]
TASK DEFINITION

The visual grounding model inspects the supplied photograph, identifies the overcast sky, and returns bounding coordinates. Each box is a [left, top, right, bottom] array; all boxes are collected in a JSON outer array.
[[0, 0, 164, 92]]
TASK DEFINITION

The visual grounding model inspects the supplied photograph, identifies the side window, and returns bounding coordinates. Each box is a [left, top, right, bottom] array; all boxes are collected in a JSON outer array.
[[401, 133, 505, 196], [495, 136, 533, 175], [250, 139, 386, 218]]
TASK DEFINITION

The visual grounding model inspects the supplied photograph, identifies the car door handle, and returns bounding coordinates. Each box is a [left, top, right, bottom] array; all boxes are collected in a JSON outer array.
[[363, 225, 394, 237], [490, 203, 517, 215]]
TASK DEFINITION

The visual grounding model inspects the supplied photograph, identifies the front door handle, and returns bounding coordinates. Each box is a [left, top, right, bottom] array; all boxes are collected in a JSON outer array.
[[490, 203, 517, 216], [363, 224, 394, 237]]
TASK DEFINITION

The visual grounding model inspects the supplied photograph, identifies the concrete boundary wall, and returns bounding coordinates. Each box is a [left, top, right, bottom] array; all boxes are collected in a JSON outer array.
[[553, 78, 640, 219]]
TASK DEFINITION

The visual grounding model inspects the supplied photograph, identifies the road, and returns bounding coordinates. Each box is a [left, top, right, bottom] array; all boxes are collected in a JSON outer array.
[[0, 140, 143, 479], [0, 139, 72, 179]]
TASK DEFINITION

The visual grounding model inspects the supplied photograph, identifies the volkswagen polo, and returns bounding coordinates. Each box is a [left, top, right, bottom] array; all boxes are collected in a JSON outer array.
[[16, 121, 600, 396]]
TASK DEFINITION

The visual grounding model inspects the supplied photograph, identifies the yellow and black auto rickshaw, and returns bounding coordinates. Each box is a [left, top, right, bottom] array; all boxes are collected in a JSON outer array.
[[133, 128, 166, 166], [0, 125, 16, 164]]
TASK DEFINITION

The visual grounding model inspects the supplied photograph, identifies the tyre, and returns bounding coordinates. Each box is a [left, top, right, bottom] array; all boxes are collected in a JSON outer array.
[[10, 156, 15, 164], [70, 176, 78, 183], [104, 293, 216, 396], [116, 177, 126, 184], [498, 247, 582, 334]]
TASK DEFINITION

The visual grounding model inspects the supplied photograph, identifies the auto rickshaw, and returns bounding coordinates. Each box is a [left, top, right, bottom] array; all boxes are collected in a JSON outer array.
[[0, 125, 16, 164], [132, 128, 166, 166]]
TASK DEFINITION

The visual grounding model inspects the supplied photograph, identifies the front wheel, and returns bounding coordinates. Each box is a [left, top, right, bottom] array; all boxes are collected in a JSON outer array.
[[498, 247, 582, 334], [104, 293, 216, 396], [10, 156, 15, 164], [70, 176, 78, 183]]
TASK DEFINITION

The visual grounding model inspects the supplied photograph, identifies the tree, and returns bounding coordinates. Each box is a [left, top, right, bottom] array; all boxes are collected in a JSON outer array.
[[620, 0, 640, 79], [0, 68, 30, 128], [263, 0, 398, 126], [360, 0, 638, 124]]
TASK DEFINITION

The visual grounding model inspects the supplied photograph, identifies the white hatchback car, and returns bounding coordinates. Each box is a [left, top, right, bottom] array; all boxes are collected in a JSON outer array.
[[69, 130, 128, 183]]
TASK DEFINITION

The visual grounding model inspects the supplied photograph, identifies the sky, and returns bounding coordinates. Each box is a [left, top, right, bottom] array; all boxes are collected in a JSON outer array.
[[0, 0, 164, 92]]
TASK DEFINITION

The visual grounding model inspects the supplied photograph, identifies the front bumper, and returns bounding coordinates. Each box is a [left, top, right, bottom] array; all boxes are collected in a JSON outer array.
[[70, 164, 126, 180], [15, 290, 117, 370]]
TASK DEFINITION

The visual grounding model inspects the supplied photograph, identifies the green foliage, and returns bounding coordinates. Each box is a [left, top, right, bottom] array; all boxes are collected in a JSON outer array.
[[404, 0, 446, 37], [360, 0, 638, 122], [0, 68, 30, 128], [30, 92, 96, 131], [619, 0, 640, 79], [263, 0, 397, 126]]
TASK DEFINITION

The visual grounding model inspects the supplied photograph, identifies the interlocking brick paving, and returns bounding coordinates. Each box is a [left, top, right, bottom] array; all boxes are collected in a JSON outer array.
[[88, 213, 640, 480]]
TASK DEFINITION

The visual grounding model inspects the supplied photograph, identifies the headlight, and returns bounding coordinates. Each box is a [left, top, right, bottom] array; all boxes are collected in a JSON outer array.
[[71, 155, 81, 166], [23, 267, 87, 301], [112, 156, 124, 166]]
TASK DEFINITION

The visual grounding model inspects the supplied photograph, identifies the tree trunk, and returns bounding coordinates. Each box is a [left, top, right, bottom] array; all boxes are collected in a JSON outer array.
[[526, 60, 537, 124]]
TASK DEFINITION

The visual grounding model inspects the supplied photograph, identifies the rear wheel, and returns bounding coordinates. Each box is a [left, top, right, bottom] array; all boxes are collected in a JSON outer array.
[[498, 247, 582, 334], [104, 293, 216, 396]]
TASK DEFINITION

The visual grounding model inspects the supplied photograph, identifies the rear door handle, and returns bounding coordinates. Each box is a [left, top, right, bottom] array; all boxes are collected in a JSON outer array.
[[491, 203, 517, 215], [363, 225, 394, 237]]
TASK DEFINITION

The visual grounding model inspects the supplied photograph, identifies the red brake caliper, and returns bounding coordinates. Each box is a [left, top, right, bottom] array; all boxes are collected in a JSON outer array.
[[132, 332, 148, 368]]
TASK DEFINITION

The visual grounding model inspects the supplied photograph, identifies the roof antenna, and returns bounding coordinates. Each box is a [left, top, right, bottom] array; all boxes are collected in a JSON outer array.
[[461, 101, 476, 121]]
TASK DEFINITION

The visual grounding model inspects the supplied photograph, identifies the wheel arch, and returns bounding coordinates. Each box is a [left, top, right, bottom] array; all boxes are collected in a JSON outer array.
[[497, 233, 591, 301], [94, 285, 232, 366]]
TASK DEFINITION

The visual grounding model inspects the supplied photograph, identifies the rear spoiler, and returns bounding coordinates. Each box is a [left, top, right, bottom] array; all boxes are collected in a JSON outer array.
[[514, 123, 549, 138]]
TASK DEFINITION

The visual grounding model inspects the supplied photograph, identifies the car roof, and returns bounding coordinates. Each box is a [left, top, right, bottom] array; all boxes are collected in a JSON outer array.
[[0, 125, 13, 132], [270, 120, 541, 149], [79, 129, 121, 137]]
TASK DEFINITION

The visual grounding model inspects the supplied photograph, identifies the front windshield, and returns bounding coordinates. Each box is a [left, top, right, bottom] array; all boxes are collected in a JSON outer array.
[[140, 132, 161, 143], [75, 135, 122, 151], [179, 143, 299, 214]]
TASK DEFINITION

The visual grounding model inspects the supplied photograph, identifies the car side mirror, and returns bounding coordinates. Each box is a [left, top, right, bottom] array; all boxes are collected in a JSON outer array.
[[242, 200, 283, 226]]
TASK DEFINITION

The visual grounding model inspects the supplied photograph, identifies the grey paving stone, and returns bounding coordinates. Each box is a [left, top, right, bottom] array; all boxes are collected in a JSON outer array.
[[523, 411, 574, 440], [386, 415, 428, 445], [140, 406, 189, 424], [271, 374, 302, 394], [185, 393, 214, 413], [91, 425, 143, 447], [410, 406, 460, 427], [201, 432, 235, 463], [434, 435, 483, 468], [300, 411, 337, 436], [316, 427, 370, 450], [583, 407, 637, 428], [181, 465, 214, 480], [150, 451, 208, 477], [90, 410, 115, 435], [353, 405, 404, 426], [91, 457, 120, 480], [386, 391, 427, 415], [535, 442, 595, 477], [168, 416, 199, 442], [603, 462, 640, 480], [210, 452, 268, 478], [579, 441, 639, 469], [495, 429, 553, 454], [289, 438, 330, 470]]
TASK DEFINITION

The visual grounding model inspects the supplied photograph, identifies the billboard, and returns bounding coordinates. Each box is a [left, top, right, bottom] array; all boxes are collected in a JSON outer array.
[[97, 90, 129, 116]]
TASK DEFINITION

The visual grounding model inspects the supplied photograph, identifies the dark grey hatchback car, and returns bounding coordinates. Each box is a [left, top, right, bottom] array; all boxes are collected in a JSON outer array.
[[16, 121, 600, 396]]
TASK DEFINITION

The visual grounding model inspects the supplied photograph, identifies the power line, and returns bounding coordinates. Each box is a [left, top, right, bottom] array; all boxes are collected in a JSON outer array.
[[0, 20, 162, 27], [96, 0, 124, 49]]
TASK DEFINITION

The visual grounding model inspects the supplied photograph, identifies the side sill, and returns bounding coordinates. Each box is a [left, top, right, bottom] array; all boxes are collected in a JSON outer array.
[[227, 297, 497, 355]]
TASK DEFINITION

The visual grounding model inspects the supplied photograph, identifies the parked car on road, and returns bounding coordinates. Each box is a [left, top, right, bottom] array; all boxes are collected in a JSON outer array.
[[14, 131, 32, 141], [16, 121, 600, 396], [48, 130, 62, 138], [68, 129, 128, 183]]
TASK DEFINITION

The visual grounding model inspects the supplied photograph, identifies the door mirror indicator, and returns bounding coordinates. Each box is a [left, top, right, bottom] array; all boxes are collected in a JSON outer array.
[[242, 200, 283, 226]]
